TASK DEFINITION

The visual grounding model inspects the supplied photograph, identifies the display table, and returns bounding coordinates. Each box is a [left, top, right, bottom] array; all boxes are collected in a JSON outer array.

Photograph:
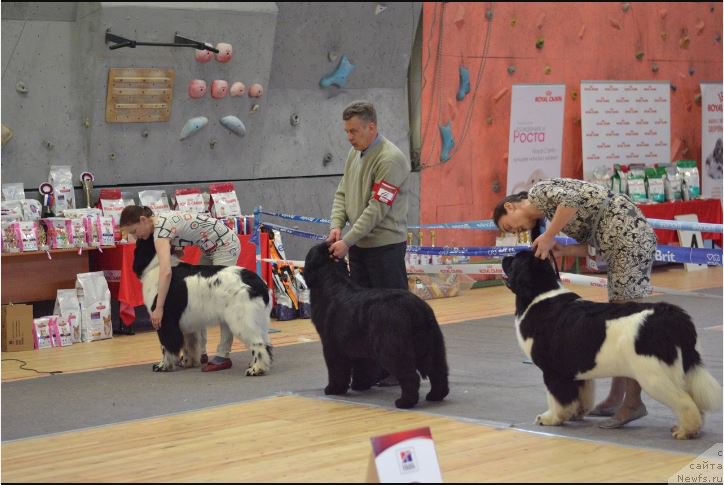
[[637, 199, 722, 247], [1, 246, 114, 304]]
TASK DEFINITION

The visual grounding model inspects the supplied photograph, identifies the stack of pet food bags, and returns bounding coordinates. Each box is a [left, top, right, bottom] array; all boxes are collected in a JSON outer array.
[[266, 228, 310, 321], [1, 182, 43, 253]]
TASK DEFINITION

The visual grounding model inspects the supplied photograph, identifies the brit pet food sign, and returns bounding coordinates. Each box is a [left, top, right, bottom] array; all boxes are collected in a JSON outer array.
[[581, 81, 671, 182], [367, 427, 443, 483], [701, 83, 723, 200], [506, 84, 566, 195]]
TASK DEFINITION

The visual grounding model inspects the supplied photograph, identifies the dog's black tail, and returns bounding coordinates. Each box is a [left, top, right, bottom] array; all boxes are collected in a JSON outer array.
[[417, 305, 448, 381]]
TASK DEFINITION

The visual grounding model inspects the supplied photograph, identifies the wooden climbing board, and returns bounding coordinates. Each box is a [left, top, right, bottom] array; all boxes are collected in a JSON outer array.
[[105, 68, 174, 123]]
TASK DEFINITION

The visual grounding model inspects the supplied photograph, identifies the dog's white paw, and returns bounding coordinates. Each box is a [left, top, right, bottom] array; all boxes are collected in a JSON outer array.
[[671, 425, 699, 440], [152, 362, 173, 372], [535, 411, 563, 426], [245, 365, 266, 376]]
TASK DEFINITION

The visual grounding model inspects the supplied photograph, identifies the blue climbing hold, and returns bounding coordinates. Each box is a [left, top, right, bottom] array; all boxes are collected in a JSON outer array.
[[320, 54, 356, 89], [457, 66, 470, 101], [179, 116, 208, 141], [439, 123, 455, 162], [219, 115, 246, 137]]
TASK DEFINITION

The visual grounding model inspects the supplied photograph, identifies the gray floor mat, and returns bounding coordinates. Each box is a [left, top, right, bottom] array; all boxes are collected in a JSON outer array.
[[3, 288, 721, 457]]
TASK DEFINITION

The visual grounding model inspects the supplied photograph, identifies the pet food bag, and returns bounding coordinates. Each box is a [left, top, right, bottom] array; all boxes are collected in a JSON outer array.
[[2, 182, 24, 201], [658, 165, 683, 202], [21, 199, 42, 221], [138, 190, 171, 213], [677, 160, 701, 200], [50, 317, 74, 347], [644, 168, 666, 203], [41, 218, 75, 249], [2, 220, 20, 253], [75, 271, 113, 342], [271, 271, 297, 321], [175, 188, 206, 213], [209, 182, 242, 218], [13, 221, 40, 251], [626, 166, 648, 202], [97, 216, 116, 246], [69, 218, 88, 248], [99, 189, 125, 227], [54, 289, 82, 343], [49, 165, 76, 214], [32, 316, 57, 349], [1, 200, 24, 221]]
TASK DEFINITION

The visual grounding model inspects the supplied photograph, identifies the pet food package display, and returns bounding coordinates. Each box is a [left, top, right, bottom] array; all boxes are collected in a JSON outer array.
[[271, 266, 299, 321], [2, 182, 24, 202], [408, 273, 475, 301], [589, 166, 612, 190], [75, 271, 113, 342], [658, 164, 683, 202], [98, 189, 125, 227], [644, 168, 665, 203], [138, 190, 171, 212], [97, 216, 116, 246], [54, 289, 82, 343], [626, 165, 648, 202], [21, 199, 42, 221], [32, 316, 57, 350], [175, 188, 206, 213], [50, 317, 74, 347], [677, 160, 701, 200], [41, 218, 75, 249], [208, 182, 242, 218], [1, 220, 20, 253], [69, 218, 88, 248], [1, 303, 34, 352], [1, 200, 24, 221], [65, 208, 102, 247], [49, 165, 76, 214], [12, 221, 40, 251], [610, 164, 627, 195]]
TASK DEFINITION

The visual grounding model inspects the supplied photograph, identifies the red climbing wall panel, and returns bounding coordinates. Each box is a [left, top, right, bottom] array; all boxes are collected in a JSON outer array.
[[420, 2, 723, 247]]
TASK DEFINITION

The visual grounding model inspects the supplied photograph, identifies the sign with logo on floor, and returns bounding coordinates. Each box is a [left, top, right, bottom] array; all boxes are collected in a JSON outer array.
[[366, 427, 443, 483]]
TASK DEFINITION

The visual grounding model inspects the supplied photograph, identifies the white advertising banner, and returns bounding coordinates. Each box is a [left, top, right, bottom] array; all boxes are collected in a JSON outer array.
[[581, 81, 670, 182], [506, 84, 565, 195], [701, 82, 723, 200]]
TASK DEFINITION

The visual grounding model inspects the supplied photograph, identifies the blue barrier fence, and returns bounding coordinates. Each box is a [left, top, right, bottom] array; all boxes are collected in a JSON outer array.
[[252, 207, 723, 271]]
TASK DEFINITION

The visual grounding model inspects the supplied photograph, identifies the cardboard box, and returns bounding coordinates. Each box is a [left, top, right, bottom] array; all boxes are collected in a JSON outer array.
[[2, 304, 34, 352]]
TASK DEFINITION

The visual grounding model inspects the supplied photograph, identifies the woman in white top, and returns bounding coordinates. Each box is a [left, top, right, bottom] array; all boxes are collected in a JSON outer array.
[[120, 205, 241, 372]]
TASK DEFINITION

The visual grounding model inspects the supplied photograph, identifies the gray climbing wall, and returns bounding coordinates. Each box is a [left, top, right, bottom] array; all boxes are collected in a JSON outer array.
[[1, 2, 421, 259]]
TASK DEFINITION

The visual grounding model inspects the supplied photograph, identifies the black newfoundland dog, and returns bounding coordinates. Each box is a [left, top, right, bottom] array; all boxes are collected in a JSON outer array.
[[133, 235, 273, 375], [502, 250, 722, 439], [303, 243, 449, 409]]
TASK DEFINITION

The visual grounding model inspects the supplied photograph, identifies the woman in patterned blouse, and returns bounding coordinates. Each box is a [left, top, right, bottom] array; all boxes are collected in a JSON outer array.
[[494, 178, 657, 429]]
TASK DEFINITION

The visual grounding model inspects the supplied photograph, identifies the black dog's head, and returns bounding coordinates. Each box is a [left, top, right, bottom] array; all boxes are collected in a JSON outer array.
[[303, 242, 348, 288], [133, 234, 158, 279], [502, 250, 561, 300]]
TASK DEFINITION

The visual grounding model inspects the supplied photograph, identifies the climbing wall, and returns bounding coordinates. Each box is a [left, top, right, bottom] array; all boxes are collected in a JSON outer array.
[[420, 2, 723, 248], [1, 2, 421, 260]]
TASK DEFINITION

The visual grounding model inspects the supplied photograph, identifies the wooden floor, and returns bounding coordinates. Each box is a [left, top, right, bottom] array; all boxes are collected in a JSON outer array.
[[1, 265, 721, 482], [0, 396, 698, 483]]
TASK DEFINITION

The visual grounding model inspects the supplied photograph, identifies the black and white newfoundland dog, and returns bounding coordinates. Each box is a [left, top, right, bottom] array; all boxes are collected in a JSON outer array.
[[133, 235, 273, 376], [303, 243, 449, 409], [502, 250, 722, 439]]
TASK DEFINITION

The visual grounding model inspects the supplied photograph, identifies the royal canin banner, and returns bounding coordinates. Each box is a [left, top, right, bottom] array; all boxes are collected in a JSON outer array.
[[701, 83, 723, 201], [506, 84, 565, 195], [581, 81, 671, 182]]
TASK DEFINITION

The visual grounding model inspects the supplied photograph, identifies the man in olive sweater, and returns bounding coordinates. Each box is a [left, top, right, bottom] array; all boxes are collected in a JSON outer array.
[[327, 100, 411, 291]]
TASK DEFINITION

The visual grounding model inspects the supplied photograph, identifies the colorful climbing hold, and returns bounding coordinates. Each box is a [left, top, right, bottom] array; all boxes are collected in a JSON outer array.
[[571, 91, 578, 101], [622, 3, 631, 12], [544, 65, 552, 75], [609, 18, 621, 30], [536, 38, 544, 49], [179, 116, 208, 141], [219, 115, 246, 137], [320, 54, 356, 89], [457, 66, 470, 101], [651, 63, 659, 72], [439, 123, 454, 163], [507, 65, 516, 75], [635, 51, 644, 60]]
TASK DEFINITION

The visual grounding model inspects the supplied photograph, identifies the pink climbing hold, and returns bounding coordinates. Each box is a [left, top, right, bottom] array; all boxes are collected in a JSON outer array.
[[248, 83, 264, 98], [230, 82, 246, 97], [215, 43, 233, 63], [195, 44, 214, 63], [188, 80, 207, 98], [211, 80, 229, 99]]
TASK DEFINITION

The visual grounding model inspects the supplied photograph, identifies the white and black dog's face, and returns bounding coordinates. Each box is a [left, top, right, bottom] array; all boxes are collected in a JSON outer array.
[[705, 137, 723, 180], [502, 250, 561, 299]]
